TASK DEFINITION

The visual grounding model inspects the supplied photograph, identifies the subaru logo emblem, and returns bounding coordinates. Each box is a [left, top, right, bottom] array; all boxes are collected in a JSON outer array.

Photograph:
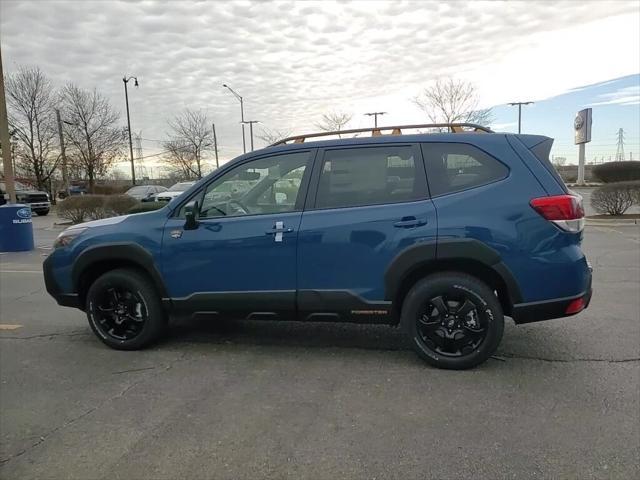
[[16, 208, 31, 219]]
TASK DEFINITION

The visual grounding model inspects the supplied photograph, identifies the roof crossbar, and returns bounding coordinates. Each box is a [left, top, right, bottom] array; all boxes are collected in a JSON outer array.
[[271, 123, 492, 146]]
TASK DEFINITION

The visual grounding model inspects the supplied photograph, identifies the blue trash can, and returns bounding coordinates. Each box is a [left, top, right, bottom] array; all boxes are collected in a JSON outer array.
[[0, 204, 35, 252]]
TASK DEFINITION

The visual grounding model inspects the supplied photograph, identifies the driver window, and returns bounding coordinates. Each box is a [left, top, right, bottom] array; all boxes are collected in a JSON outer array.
[[199, 151, 310, 219]]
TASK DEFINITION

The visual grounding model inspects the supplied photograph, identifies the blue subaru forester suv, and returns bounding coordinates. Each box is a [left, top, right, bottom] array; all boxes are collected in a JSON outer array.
[[44, 124, 592, 369]]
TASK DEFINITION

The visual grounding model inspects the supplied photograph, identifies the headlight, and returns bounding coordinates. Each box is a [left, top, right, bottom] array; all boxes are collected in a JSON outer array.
[[16, 194, 29, 202], [53, 227, 87, 249]]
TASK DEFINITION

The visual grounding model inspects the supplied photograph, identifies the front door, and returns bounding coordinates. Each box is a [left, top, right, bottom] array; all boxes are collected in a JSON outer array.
[[297, 144, 437, 323], [161, 150, 313, 319]]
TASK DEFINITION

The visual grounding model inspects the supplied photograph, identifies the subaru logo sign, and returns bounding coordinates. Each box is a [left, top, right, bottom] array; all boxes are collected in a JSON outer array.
[[16, 208, 31, 219]]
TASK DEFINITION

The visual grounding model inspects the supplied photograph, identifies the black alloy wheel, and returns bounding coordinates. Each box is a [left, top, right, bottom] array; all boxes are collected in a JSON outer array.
[[402, 272, 504, 369], [86, 268, 166, 350], [416, 293, 487, 358], [94, 286, 147, 341]]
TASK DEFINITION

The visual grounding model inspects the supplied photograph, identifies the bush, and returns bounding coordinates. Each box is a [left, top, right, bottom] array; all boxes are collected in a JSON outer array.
[[591, 181, 640, 215], [127, 201, 168, 214], [104, 195, 139, 216], [592, 161, 640, 183], [57, 195, 106, 224]]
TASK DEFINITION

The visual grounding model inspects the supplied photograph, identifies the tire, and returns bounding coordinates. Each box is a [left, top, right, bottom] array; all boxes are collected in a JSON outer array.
[[85, 268, 167, 350], [35, 209, 49, 216], [401, 272, 504, 370]]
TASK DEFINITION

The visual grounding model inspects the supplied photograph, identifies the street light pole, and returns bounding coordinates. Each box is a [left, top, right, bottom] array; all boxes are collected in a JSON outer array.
[[212, 123, 219, 169], [123, 75, 139, 185], [365, 112, 387, 128], [508, 101, 533, 134], [223, 84, 246, 153]]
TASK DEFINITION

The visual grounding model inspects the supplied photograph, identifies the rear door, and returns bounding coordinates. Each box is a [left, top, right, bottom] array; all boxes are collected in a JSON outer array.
[[297, 143, 437, 323]]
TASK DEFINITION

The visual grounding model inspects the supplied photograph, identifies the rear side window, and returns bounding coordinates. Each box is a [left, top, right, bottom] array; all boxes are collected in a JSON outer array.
[[315, 145, 425, 209], [421, 143, 508, 197]]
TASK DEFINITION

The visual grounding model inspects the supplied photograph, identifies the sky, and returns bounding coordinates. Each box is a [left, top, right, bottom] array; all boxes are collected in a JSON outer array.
[[1, 0, 639, 177]]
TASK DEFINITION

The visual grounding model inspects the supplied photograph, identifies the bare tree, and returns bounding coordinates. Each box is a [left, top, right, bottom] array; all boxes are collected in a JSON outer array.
[[315, 112, 352, 135], [256, 127, 292, 145], [5, 66, 59, 192], [60, 84, 125, 191], [163, 109, 212, 179], [413, 77, 493, 128], [552, 156, 567, 167]]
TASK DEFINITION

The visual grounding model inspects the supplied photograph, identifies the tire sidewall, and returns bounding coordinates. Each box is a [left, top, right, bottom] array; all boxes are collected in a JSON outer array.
[[402, 273, 504, 369], [86, 269, 165, 350]]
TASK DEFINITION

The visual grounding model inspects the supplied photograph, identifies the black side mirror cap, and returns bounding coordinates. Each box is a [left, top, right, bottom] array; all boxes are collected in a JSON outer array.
[[184, 200, 199, 230]]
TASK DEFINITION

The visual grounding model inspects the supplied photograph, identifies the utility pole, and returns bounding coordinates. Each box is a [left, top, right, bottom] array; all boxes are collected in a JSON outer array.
[[55, 109, 69, 197], [508, 101, 534, 133], [212, 123, 219, 169], [365, 112, 387, 128], [244, 120, 259, 151], [0, 45, 16, 203], [123, 75, 139, 185], [615, 128, 625, 161]]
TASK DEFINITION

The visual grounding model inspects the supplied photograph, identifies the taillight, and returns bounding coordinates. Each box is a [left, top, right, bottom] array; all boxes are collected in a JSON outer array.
[[565, 297, 586, 314], [530, 194, 585, 232]]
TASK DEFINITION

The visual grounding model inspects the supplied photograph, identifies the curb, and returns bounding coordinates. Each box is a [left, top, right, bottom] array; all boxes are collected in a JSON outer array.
[[586, 218, 639, 227]]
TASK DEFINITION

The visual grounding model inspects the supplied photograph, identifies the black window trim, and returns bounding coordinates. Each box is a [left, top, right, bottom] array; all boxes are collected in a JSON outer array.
[[419, 141, 510, 199], [170, 148, 318, 219], [306, 143, 429, 211]]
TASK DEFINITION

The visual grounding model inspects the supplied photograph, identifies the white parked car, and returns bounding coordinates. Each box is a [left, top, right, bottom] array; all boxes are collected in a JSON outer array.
[[125, 185, 167, 202], [153, 181, 196, 202]]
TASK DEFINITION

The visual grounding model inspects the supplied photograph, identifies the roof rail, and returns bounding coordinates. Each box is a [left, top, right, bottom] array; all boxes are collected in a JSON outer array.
[[271, 123, 493, 146]]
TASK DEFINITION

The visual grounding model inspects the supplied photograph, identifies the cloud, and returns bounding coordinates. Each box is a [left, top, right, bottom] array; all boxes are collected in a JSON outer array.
[[0, 0, 638, 165], [587, 85, 640, 106]]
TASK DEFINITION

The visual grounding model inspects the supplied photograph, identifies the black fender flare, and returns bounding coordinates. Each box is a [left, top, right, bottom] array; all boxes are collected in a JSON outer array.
[[71, 243, 169, 299], [384, 238, 523, 306]]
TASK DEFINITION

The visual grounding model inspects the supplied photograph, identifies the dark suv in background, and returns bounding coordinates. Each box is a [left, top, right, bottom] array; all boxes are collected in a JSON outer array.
[[44, 123, 592, 369], [0, 180, 51, 215]]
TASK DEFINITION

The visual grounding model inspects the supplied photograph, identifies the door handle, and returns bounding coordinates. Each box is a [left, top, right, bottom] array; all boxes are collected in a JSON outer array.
[[265, 221, 294, 236], [393, 216, 427, 228], [265, 228, 294, 235]]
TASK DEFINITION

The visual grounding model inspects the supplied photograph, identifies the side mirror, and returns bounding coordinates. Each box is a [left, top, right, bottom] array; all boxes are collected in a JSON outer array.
[[184, 200, 199, 230]]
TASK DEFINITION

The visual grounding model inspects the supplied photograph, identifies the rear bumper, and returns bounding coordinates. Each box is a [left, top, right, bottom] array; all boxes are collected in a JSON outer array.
[[511, 267, 592, 324], [43, 255, 82, 309]]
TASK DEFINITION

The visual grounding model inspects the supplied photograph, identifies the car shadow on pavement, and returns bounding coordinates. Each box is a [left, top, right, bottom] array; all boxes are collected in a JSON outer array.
[[164, 315, 411, 353]]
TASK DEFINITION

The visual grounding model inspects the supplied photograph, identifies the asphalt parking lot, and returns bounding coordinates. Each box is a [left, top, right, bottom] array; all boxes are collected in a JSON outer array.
[[1, 213, 638, 479]]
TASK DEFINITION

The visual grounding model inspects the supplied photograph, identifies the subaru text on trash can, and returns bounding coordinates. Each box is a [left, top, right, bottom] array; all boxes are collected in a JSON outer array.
[[43, 123, 593, 369]]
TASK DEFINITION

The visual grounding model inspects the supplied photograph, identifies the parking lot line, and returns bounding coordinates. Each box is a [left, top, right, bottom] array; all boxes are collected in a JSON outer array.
[[0, 270, 42, 274], [0, 324, 22, 330]]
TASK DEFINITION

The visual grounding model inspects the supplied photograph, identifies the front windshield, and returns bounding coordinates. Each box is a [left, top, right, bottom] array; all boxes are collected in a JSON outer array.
[[168, 182, 193, 192], [0, 181, 28, 191], [126, 186, 149, 194]]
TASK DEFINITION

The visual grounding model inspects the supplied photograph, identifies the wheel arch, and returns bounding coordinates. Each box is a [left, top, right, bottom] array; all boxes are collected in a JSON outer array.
[[385, 239, 522, 319], [72, 243, 168, 306]]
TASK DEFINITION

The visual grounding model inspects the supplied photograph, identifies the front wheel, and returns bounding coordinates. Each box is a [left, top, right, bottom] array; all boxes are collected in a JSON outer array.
[[401, 272, 504, 369], [35, 209, 49, 216], [85, 268, 167, 350]]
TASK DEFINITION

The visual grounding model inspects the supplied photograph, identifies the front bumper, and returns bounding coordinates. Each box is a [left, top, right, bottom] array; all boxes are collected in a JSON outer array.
[[42, 254, 82, 309], [511, 265, 592, 324], [28, 202, 51, 210]]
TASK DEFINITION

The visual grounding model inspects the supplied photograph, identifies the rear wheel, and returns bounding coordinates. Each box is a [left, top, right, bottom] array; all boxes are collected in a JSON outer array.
[[85, 268, 167, 350], [401, 272, 504, 369]]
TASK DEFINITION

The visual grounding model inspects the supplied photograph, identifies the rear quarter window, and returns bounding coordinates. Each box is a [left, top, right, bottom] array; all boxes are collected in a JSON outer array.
[[421, 143, 509, 197]]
